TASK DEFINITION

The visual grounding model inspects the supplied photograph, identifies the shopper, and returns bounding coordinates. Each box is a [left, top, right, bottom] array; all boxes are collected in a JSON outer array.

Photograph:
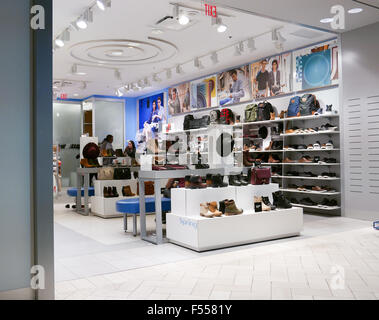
[[269, 59, 282, 96], [255, 60, 269, 98], [100, 134, 115, 156], [229, 69, 245, 103]]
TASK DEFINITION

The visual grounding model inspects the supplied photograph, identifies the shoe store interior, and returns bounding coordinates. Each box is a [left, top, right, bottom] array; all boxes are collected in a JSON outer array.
[[51, 0, 379, 300]]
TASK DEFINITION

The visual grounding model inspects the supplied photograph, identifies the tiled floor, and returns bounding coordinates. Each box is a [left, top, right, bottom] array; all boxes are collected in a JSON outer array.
[[54, 195, 379, 300]]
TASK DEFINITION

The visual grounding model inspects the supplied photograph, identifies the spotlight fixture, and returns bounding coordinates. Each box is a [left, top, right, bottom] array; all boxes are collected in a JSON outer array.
[[234, 42, 244, 56], [166, 69, 172, 79], [247, 38, 256, 52], [210, 51, 219, 65], [212, 17, 227, 33], [115, 88, 123, 97], [71, 64, 87, 76], [96, 0, 111, 11], [55, 36, 65, 48], [137, 80, 145, 89], [276, 31, 286, 43], [81, 81, 87, 90], [173, 4, 190, 26], [114, 69, 122, 80], [153, 73, 162, 82], [76, 16, 88, 29], [271, 29, 279, 42], [194, 57, 204, 70], [176, 65, 184, 75], [143, 77, 151, 87]]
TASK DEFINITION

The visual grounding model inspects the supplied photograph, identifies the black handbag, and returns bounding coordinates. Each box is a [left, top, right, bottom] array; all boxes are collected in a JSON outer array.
[[114, 167, 131, 180], [183, 115, 194, 131]]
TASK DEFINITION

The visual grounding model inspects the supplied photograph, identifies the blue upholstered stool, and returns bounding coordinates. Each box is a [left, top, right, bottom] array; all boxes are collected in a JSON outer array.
[[116, 198, 171, 236], [67, 187, 95, 197]]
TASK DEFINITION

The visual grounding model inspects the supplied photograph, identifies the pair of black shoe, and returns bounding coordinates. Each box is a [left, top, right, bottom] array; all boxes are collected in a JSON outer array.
[[229, 175, 249, 186], [104, 187, 119, 198], [273, 191, 292, 209], [206, 174, 228, 188]]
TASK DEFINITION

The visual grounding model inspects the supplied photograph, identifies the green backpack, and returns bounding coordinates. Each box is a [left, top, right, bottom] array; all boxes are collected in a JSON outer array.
[[245, 104, 258, 122]]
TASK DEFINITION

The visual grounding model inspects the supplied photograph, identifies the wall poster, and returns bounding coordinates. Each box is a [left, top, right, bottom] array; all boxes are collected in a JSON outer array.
[[217, 65, 251, 106], [168, 82, 191, 115], [190, 75, 217, 110]]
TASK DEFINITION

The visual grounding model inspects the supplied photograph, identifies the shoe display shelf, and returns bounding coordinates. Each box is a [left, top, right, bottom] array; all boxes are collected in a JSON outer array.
[[167, 183, 303, 252], [239, 112, 341, 216], [91, 179, 138, 218]]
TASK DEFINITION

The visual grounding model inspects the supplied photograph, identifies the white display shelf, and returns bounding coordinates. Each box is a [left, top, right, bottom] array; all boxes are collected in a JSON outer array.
[[280, 130, 339, 137], [91, 196, 134, 218], [272, 176, 340, 181], [291, 203, 341, 211], [167, 208, 303, 252], [281, 188, 340, 195]]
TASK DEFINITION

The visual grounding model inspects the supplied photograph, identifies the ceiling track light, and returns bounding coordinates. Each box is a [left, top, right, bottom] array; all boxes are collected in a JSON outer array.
[[173, 4, 189, 26], [143, 77, 151, 87], [234, 42, 243, 56], [166, 69, 172, 79], [115, 88, 123, 97], [76, 16, 88, 29], [71, 64, 86, 76], [211, 51, 219, 65], [276, 31, 286, 43], [247, 38, 256, 52], [81, 81, 87, 90], [194, 57, 204, 70], [114, 69, 121, 80], [176, 65, 184, 75], [55, 35, 65, 48], [96, 0, 111, 11], [153, 73, 162, 82]]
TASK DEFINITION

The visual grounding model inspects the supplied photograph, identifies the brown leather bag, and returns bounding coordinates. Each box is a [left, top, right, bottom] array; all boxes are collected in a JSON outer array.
[[137, 181, 155, 196]]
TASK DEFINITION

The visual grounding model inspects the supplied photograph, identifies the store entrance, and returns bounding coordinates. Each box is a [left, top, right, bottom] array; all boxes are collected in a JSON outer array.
[[52, 0, 346, 299]]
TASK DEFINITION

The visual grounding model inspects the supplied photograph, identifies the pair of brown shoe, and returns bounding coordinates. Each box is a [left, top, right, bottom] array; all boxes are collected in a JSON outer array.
[[200, 202, 222, 218], [122, 186, 135, 197]]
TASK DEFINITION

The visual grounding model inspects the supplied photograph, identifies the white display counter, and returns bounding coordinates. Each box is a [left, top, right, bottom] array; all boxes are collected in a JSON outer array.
[[167, 184, 303, 251]]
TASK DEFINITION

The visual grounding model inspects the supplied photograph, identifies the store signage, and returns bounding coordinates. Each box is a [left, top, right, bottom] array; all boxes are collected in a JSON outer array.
[[60, 93, 68, 100], [30, 5, 45, 30], [204, 3, 217, 17]]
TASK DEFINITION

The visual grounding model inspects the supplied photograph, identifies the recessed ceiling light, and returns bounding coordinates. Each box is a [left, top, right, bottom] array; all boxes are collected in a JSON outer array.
[[348, 8, 363, 14], [178, 14, 190, 25], [320, 18, 333, 24], [109, 50, 123, 56], [73, 93, 79, 97]]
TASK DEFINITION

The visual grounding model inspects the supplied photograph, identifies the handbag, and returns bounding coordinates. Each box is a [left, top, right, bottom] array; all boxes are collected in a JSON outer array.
[[137, 181, 155, 196], [98, 167, 114, 180], [114, 168, 131, 180], [249, 166, 271, 185]]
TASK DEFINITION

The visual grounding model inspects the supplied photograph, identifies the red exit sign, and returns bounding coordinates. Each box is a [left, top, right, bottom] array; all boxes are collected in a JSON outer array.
[[204, 3, 217, 17]]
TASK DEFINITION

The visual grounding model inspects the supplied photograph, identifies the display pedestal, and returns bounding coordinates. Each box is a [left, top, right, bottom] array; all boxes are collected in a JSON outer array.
[[167, 184, 303, 252], [167, 208, 303, 252], [91, 179, 138, 218]]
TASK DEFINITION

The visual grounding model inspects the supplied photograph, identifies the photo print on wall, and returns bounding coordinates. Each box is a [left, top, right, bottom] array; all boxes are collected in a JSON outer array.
[[190, 75, 217, 110], [293, 40, 339, 91], [168, 82, 191, 115], [217, 65, 251, 106], [251, 53, 291, 99]]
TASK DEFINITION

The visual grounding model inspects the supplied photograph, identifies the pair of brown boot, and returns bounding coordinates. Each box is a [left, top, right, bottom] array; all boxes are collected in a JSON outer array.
[[122, 186, 135, 197], [104, 187, 119, 198], [200, 202, 222, 218], [219, 199, 243, 216]]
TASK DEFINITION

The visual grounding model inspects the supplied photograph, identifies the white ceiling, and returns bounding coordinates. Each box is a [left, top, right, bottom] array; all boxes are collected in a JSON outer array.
[[213, 0, 379, 33], [53, 0, 337, 99]]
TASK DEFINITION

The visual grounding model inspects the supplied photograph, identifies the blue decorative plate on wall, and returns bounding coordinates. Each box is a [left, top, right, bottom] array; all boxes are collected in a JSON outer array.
[[302, 49, 331, 89]]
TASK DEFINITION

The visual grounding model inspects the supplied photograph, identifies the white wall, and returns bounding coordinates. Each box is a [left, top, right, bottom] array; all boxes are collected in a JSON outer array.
[[341, 22, 379, 221]]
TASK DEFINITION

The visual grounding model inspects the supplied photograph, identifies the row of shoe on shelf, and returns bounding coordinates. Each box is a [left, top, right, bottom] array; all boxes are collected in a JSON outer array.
[[103, 186, 135, 198], [199, 191, 293, 219], [292, 197, 339, 208], [273, 171, 338, 178], [184, 174, 250, 189], [287, 184, 337, 193], [283, 123, 338, 135], [284, 140, 334, 150]]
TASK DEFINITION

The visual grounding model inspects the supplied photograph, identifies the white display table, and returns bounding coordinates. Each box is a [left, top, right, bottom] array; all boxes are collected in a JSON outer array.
[[167, 184, 303, 251], [91, 179, 138, 218]]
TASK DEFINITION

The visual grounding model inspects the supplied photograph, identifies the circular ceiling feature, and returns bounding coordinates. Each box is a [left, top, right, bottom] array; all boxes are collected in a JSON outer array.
[[69, 38, 178, 66]]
